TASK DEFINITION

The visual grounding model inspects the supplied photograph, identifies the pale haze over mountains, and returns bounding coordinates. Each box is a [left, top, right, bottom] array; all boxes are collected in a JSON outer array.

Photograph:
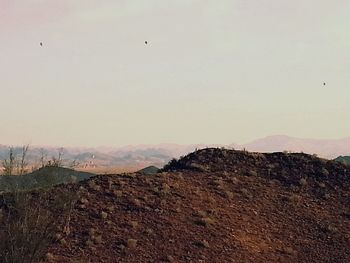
[[1, 135, 350, 172]]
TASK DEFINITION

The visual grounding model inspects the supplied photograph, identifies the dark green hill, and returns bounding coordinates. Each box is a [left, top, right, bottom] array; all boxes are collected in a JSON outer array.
[[334, 156, 350, 165], [0, 166, 95, 193], [137, 165, 160, 175]]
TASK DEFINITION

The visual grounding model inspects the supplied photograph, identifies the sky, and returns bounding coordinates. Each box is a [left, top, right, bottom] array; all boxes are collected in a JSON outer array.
[[0, 0, 349, 147]]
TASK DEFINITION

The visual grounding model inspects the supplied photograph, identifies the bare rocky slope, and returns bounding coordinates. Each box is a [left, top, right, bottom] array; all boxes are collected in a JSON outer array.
[[37, 149, 350, 262]]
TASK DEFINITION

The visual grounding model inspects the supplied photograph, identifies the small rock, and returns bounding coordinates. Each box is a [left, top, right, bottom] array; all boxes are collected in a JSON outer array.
[[46, 253, 55, 262], [113, 190, 123, 197], [127, 239, 138, 249], [318, 182, 326, 188], [299, 178, 307, 186], [59, 238, 67, 245], [247, 170, 258, 177], [166, 255, 175, 262], [101, 211, 108, 219], [129, 220, 138, 229], [55, 233, 62, 241], [323, 193, 331, 200], [194, 240, 210, 248], [80, 197, 89, 204], [107, 206, 115, 212], [321, 168, 329, 176], [89, 228, 96, 237], [225, 191, 234, 199], [85, 239, 94, 247], [327, 224, 338, 233], [133, 199, 141, 207], [94, 235, 103, 244], [281, 246, 295, 255], [196, 217, 214, 227], [201, 240, 210, 248], [145, 228, 153, 235]]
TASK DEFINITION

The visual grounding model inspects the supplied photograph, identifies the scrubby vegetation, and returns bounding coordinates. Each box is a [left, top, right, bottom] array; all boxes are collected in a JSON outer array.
[[2, 145, 29, 176], [0, 146, 94, 193], [0, 189, 77, 263], [0, 146, 87, 263], [1, 146, 79, 176]]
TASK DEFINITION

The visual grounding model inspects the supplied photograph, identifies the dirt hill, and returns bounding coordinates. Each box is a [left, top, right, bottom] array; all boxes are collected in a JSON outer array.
[[7, 148, 350, 263]]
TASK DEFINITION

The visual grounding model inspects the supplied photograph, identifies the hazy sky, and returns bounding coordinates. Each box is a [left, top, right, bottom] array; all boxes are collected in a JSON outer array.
[[1, 0, 349, 147]]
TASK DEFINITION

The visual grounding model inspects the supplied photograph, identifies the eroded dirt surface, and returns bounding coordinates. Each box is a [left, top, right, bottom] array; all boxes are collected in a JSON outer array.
[[44, 149, 349, 263]]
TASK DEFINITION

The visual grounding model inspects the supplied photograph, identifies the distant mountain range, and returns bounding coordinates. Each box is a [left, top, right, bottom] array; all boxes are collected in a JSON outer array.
[[238, 135, 350, 159], [1, 135, 350, 172]]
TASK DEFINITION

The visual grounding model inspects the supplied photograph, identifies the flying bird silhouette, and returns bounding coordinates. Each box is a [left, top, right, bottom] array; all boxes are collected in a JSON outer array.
[[145, 41, 148, 45], [40, 42, 43, 46], [323, 82, 326, 86]]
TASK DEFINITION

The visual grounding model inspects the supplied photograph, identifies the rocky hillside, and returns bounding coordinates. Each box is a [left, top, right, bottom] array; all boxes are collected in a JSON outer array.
[[163, 148, 349, 192], [4, 148, 350, 263]]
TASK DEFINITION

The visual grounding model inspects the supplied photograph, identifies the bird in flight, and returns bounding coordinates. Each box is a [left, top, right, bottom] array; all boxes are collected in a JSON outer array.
[[145, 41, 148, 45], [40, 42, 43, 46], [323, 82, 326, 86]]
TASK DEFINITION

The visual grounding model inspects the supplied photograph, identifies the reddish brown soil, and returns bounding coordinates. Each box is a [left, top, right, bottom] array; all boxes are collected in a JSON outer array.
[[44, 149, 349, 263]]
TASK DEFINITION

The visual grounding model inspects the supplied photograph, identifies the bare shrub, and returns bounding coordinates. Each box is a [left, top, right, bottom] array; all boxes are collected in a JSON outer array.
[[40, 148, 47, 169], [17, 145, 29, 175], [2, 145, 29, 176], [46, 148, 64, 168], [2, 147, 16, 176]]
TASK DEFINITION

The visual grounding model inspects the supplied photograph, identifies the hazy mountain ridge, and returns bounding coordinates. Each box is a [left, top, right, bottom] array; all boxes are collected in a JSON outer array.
[[0, 144, 216, 170], [1, 136, 350, 170], [242, 135, 350, 158]]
